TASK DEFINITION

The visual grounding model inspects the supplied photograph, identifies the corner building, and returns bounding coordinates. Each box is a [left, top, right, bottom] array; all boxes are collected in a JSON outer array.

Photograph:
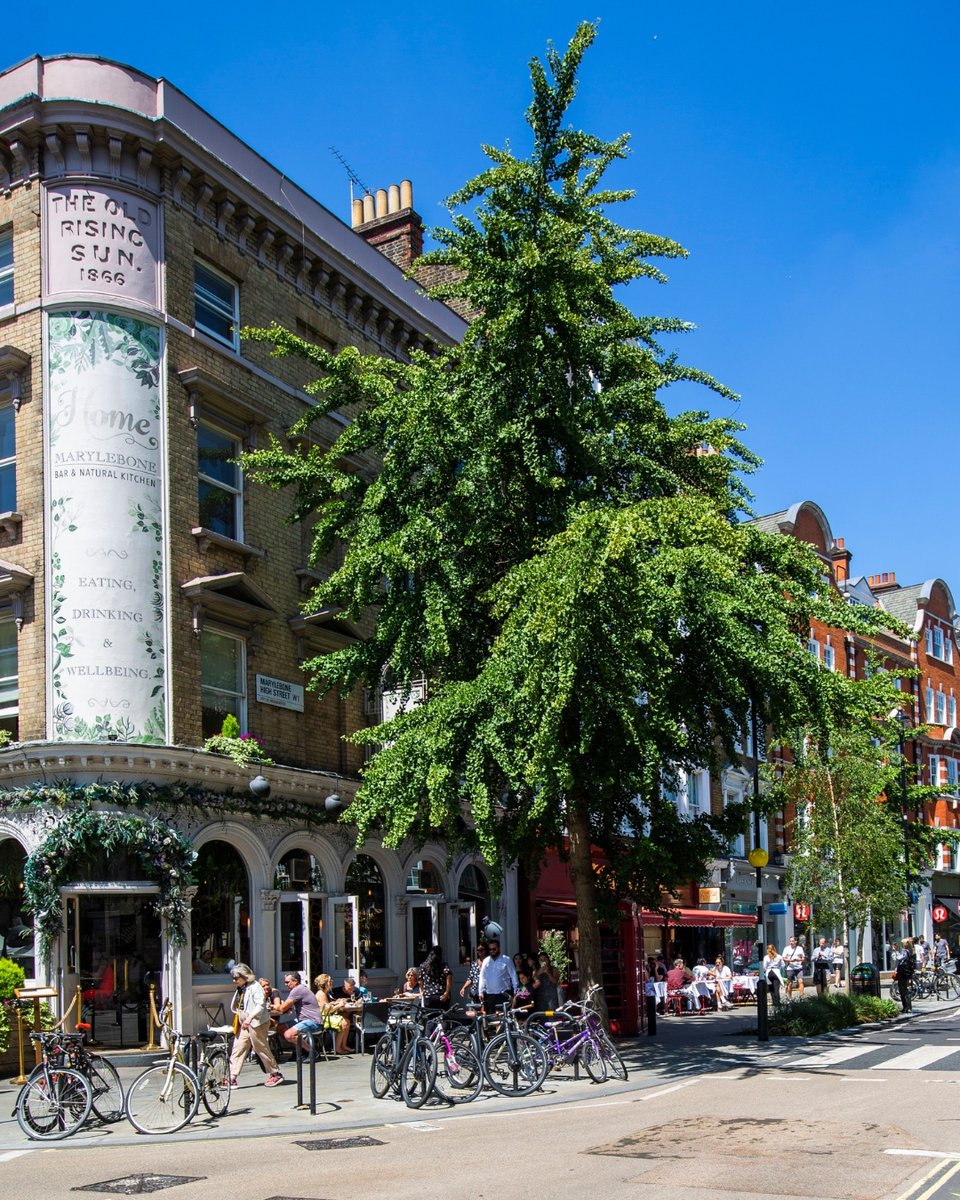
[[0, 55, 511, 1042]]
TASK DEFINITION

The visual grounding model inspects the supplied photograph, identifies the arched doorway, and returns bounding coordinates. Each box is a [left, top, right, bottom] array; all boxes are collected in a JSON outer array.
[[0, 838, 33, 978]]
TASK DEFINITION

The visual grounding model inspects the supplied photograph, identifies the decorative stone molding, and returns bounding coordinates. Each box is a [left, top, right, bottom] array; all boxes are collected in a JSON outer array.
[[217, 194, 235, 237], [73, 126, 92, 173], [260, 889, 281, 913], [394, 897, 409, 917], [107, 130, 124, 178], [237, 211, 257, 253], [194, 181, 214, 219], [137, 144, 153, 189], [44, 133, 66, 176], [0, 346, 30, 412], [171, 165, 192, 206]]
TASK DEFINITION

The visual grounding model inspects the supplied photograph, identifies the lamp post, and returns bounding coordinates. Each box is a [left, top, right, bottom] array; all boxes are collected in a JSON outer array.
[[896, 711, 914, 940], [750, 699, 769, 1041]]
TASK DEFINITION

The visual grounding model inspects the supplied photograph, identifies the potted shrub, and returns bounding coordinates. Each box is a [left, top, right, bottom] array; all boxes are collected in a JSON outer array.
[[203, 714, 273, 769]]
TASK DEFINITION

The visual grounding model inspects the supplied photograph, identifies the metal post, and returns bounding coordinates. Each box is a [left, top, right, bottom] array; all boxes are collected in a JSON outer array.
[[12, 1005, 29, 1085], [646, 993, 657, 1036], [752, 701, 768, 1042]]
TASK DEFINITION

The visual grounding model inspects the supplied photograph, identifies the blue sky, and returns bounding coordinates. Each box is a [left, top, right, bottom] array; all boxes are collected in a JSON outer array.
[[12, 4, 960, 590]]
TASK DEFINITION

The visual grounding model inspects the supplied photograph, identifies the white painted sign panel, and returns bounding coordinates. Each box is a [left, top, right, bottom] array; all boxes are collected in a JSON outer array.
[[44, 184, 161, 308], [45, 310, 168, 743], [256, 674, 305, 712]]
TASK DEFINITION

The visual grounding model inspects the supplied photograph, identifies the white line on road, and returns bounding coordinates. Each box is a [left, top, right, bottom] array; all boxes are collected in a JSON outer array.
[[0, 1150, 34, 1162], [886, 1149, 960, 1160], [784, 1044, 880, 1069], [871, 1045, 959, 1070]]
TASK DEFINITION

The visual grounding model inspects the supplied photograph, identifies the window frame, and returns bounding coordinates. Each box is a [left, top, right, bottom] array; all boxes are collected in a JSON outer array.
[[194, 259, 239, 351], [200, 626, 247, 738], [0, 613, 18, 740], [197, 417, 243, 543], [0, 227, 12, 308]]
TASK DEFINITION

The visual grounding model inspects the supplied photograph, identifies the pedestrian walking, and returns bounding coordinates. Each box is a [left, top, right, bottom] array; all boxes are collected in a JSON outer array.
[[811, 937, 832, 996], [831, 938, 844, 988], [229, 964, 283, 1088], [781, 935, 806, 999], [895, 938, 916, 1012]]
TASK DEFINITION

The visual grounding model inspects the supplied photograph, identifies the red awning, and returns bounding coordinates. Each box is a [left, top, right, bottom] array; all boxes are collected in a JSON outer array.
[[640, 908, 757, 928]]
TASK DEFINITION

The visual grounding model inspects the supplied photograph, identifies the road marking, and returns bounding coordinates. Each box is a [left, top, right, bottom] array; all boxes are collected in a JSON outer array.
[[889, 1155, 960, 1200], [634, 1081, 698, 1103], [0, 1151, 34, 1163], [872, 1045, 959, 1070], [887, 1150, 960, 1160], [784, 1044, 879, 1069]]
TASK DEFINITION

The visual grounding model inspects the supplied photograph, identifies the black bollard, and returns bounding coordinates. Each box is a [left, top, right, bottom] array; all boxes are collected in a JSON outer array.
[[646, 993, 657, 1036], [757, 977, 768, 1042], [295, 1033, 317, 1114]]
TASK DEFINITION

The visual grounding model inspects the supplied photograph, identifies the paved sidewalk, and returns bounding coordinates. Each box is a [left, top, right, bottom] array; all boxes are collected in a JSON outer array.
[[0, 996, 952, 1151]]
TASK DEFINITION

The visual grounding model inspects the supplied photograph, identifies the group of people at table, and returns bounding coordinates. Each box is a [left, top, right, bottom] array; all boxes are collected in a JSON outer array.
[[647, 955, 751, 1014], [223, 940, 565, 1087]]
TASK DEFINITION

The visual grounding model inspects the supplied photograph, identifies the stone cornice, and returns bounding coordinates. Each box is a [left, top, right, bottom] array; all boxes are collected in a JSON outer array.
[[0, 741, 357, 806], [0, 56, 466, 350]]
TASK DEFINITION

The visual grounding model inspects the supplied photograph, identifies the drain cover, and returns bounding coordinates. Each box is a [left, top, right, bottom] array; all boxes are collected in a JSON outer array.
[[73, 1177, 204, 1195], [293, 1136, 384, 1151]]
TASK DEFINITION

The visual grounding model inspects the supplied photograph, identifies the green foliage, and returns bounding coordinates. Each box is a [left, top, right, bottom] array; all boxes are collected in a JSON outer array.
[[220, 713, 240, 740], [241, 24, 903, 986], [538, 930, 572, 983], [777, 670, 958, 935], [0, 1002, 9, 1055], [0, 957, 25, 1000], [23, 807, 197, 952], [768, 991, 899, 1036]]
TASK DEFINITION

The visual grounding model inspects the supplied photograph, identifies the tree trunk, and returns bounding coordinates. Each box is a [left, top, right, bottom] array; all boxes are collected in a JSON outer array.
[[566, 788, 610, 1027]]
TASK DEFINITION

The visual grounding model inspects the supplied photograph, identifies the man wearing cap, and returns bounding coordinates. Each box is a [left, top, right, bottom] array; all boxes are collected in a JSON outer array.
[[478, 937, 519, 1014]]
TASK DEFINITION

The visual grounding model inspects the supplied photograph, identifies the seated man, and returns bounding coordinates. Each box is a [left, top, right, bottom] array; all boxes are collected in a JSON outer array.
[[272, 970, 324, 1050], [665, 958, 694, 1011]]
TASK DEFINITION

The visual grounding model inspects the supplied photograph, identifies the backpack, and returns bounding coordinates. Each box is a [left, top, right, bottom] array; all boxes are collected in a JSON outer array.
[[895, 953, 914, 980]]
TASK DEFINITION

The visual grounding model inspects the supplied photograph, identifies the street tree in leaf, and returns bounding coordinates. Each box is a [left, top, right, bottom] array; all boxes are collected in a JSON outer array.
[[243, 23, 899, 1013], [776, 669, 957, 979]]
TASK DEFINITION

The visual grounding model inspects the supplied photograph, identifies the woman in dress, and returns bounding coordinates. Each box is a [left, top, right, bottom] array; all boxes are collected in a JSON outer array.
[[713, 956, 734, 1009], [313, 972, 352, 1055], [418, 944, 452, 1010]]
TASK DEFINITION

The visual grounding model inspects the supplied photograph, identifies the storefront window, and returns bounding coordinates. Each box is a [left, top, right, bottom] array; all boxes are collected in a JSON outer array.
[[0, 838, 32, 977], [275, 849, 324, 892], [192, 841, 250, 973], [406, 860, 441, 893], [346, 854, 386, 970]]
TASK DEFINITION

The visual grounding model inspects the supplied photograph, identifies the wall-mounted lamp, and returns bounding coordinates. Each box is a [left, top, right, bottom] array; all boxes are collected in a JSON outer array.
[[249, 773, 271, 800], [325, 792, 345, 815]]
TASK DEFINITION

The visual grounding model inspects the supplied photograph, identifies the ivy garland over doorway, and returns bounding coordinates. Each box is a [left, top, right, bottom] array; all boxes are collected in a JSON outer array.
[[22, 806, 197, 952]]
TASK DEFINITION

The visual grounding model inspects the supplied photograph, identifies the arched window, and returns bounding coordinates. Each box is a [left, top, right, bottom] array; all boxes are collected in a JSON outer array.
[[346, 855, 386, 970], [0, 838, 32, 976], [275, 850, 325, 892], [192, 841, 250, 974], [458, 864, 490, 913], [405, 860, 441, 894]]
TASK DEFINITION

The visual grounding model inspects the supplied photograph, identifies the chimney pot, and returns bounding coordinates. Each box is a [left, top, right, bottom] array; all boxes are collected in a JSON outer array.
[[837, 537, 845, 549], [362, 192, 375, 223], [351, 198, 364, 228], [400, 179, 413, 210], [388, 184, 400, 214], [375, 188, 388, 219]]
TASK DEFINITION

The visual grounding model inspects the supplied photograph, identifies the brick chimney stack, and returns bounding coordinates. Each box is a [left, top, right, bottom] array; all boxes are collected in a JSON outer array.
[[351, 179, 424, 272], [831, 536, 852, 584], [867, 571, 900, 594]]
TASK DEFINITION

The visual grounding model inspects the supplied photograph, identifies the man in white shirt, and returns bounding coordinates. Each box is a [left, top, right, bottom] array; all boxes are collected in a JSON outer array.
[[781, 935, 806, 999], [478, 937, 519, 1014]]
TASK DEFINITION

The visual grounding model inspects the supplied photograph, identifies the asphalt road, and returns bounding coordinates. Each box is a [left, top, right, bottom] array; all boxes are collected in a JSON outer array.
[[6, 1006, 960, 1199]]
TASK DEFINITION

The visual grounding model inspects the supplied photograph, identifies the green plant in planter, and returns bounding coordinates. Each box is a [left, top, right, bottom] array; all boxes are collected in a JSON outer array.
[[0, 958, 25, 1055], [203, 714, 273, 768], [538, 929, 572, 986]]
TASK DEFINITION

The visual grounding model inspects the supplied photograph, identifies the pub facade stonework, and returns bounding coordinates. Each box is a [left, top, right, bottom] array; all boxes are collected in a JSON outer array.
[[0, 55, 511, 1041]]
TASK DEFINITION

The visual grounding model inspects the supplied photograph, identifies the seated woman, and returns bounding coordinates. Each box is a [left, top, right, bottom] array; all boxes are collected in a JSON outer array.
[[385, 968, 423, 1003], [313, 973, 352, 1055], [513, 969, 534, 1013], [712, 956, 734, 1010]]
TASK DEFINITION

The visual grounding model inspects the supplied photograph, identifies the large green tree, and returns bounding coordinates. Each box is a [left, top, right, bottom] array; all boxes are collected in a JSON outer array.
[[244, 24, 895, 1009]]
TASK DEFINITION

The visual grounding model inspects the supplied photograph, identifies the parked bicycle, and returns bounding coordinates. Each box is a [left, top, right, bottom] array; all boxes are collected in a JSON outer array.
[[15, 1030, 93, 1141], [479, 1001, 549, 1097], [125, 1003, 232, 1134], [526, 984, 628, 1083], [369, 1001, 422, 1100]]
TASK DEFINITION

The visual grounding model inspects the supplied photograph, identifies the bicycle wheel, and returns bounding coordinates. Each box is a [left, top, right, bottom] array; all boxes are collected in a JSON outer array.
[[433, 1039, 483, 1104], [595, 1030, 628, 1081], [482, 1031, 548, 1097], [200, 1048, 232, 1118], [370, 1033, 396, 1098], [87, 1054, 124, 1122], [577, 1038, 607, 1083], [400, 1037, 437, 1109], [17, 1069, 92, 1140], [125, 1062, 200, 1135]]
